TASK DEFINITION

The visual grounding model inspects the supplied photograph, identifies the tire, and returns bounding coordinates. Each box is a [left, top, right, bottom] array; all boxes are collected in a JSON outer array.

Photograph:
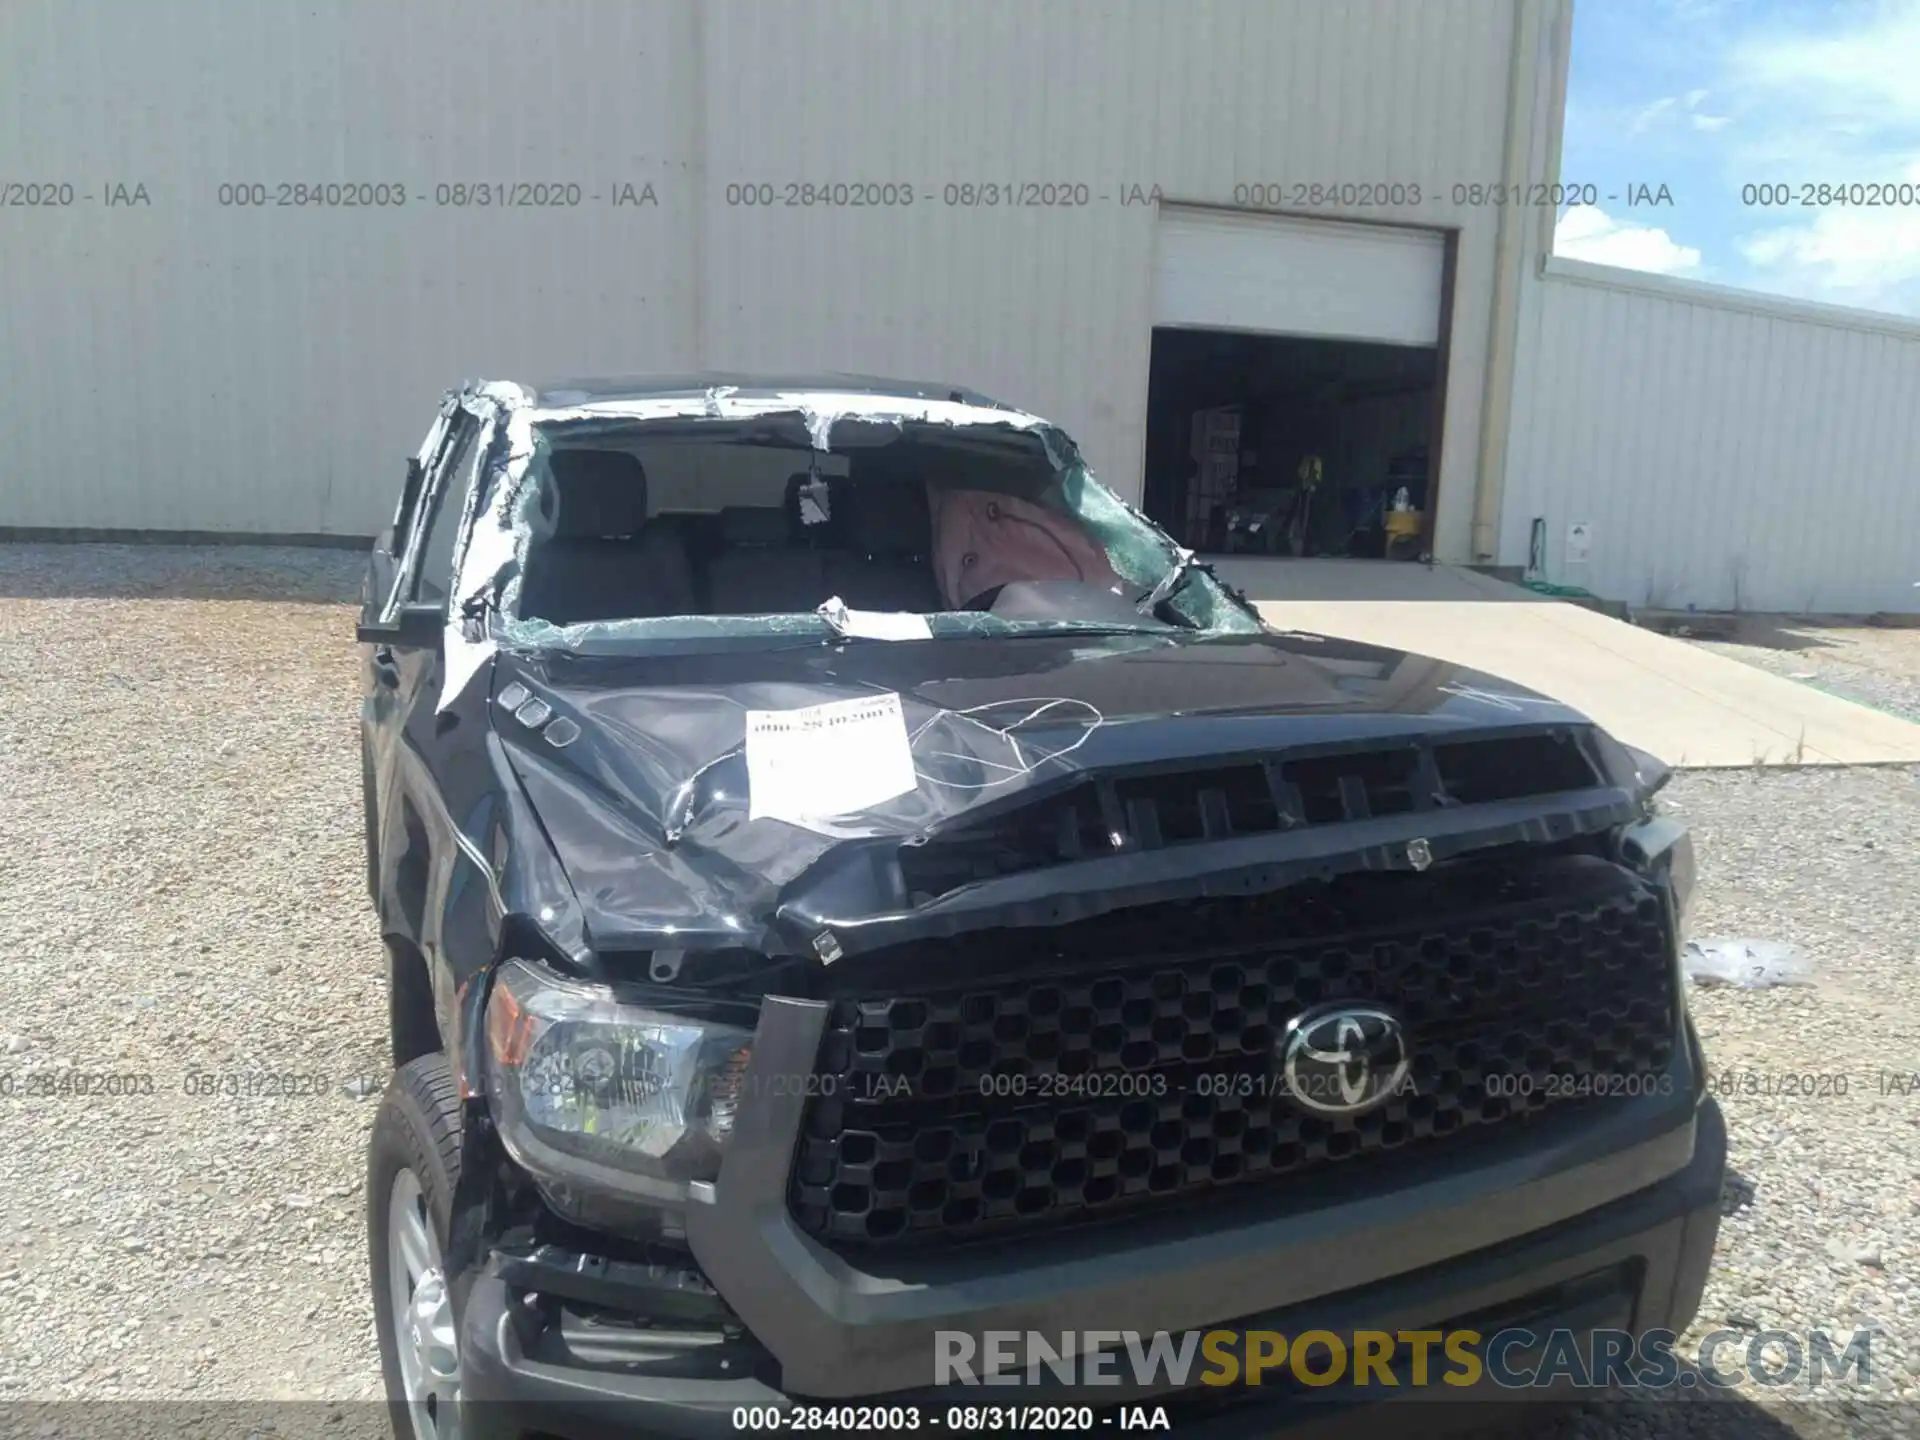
[[369, 1055, 464, 1440]]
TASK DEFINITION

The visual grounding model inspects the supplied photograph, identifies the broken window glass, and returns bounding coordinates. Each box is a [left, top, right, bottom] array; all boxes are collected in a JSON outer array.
[[463, 399, 1263, 651]]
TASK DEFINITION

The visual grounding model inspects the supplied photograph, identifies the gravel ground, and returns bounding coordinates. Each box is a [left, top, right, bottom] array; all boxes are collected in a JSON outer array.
[[0, 544, 387, 1417], [1693, 617, 1920, 728], [2, 545, 1919, 1439]]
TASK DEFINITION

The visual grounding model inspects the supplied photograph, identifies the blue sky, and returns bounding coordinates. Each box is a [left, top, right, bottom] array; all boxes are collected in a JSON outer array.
[[1556, 0, 1920, 315]]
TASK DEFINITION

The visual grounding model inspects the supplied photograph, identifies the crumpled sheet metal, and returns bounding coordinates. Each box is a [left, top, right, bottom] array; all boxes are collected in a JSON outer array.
[[520, 673, 1108, 849], [437, 382, 1082, 714], [492, 663, 1644, 961], [480, 621, 1634, 963], [422, 377, 1278, 960], [493, 669, 1122, 954], [525, 385, 1072, 470]]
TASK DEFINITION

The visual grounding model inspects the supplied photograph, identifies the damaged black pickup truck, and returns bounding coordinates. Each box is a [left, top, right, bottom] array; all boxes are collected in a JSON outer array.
[[357, 374, 1723, 1440]]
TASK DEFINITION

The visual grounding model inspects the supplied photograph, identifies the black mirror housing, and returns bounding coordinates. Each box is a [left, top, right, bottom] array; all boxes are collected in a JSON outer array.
[[357, 603, 445, 650]]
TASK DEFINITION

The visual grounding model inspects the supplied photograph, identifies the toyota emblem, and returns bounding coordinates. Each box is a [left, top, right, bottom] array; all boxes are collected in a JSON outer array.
[[1279, 1004, 1412, 1117]]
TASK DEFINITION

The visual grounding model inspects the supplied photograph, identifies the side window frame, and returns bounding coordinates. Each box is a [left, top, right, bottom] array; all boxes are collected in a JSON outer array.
[[372, 404, 462, 622], [385, 407, 487, 623], [393, 408, 456, 539]]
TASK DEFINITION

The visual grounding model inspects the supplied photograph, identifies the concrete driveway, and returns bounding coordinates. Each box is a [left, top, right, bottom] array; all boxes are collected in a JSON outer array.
[[1213, 558, 1920, 767]]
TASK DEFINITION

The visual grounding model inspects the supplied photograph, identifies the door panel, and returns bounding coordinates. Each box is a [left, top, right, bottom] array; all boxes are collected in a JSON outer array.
[[365, 409, 487, 940]]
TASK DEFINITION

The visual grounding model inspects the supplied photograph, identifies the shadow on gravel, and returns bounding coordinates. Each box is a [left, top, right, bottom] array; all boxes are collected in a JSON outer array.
[[1715, 618, 1852, 654], [0, 542, 368, 604], [1720, 1167, 1758, 1217]]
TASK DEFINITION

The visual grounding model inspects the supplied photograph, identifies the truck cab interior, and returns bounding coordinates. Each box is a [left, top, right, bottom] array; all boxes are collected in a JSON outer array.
[[515, 437, 1131, 627]]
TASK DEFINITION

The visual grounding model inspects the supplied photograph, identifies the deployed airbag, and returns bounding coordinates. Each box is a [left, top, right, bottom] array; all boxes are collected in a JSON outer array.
[[930, 487, 1124, 608]]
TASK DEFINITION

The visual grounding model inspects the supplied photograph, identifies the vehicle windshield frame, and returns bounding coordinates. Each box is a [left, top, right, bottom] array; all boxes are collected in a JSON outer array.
[[449, 384, 1266, 656]]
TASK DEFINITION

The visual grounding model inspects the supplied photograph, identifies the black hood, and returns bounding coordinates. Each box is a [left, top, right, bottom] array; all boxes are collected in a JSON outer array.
[[491, 629, 1639, 960]]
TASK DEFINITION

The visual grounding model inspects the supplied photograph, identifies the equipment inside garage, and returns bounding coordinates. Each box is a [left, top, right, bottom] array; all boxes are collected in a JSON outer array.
[[1144, 208, 1447, 561], [1140, 329, 1439, 559]]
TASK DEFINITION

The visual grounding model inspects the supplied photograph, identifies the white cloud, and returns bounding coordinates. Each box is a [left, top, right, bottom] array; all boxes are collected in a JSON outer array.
[[1736, 160, 1920, 314], [1730, 6, 1920, 129], [1620, 85, 1730, 138], [1663, 0, 1734, 21], [1679, 88, 1724, 129], [1630, 96, 1678, 134], [1638, 3, 1920, 313], [1555, 205, 1703, 275], [1710, 5, 1920, 316], [1716, 5, 1920, 174], [1567, 0, 1920, 313]]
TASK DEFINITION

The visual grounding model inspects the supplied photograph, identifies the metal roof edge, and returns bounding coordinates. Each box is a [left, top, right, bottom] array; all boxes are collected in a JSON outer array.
[[1540, 255, 1920, 342]]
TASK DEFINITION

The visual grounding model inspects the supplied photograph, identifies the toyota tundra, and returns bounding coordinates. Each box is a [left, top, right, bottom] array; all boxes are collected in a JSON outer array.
[[357, 374, 1724, 1439]]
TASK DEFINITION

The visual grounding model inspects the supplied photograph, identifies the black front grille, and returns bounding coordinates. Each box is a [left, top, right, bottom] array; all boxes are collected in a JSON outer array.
[[789, 857, 1676, 1248]]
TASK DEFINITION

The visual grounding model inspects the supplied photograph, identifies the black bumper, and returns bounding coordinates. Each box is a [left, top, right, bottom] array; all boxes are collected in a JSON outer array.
[[458, 1097, 1726, 1440]]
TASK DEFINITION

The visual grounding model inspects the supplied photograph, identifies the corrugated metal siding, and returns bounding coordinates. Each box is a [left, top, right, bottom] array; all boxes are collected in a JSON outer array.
[[0, 0, 701, 535], [1503, 259, 1920, 614], [2, 0, 1534, 540]]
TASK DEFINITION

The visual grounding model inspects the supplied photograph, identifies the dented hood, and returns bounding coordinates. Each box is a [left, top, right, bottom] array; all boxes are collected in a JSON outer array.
[[489, 627, 1629, 960]]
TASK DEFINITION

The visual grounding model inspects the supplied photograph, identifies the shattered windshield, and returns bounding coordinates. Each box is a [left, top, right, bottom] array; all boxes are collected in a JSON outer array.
[[457, 391, 1264, 653]]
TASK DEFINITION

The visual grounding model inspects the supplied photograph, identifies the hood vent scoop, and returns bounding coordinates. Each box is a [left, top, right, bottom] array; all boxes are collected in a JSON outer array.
[[899, 730, 1597, 903]]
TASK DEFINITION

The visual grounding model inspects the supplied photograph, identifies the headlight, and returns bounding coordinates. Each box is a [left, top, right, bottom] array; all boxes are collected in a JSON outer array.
[[484, 959, 754, 1239]]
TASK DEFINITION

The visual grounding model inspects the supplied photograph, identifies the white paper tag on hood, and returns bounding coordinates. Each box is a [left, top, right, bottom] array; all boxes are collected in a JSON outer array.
[[838, 609, 932, 641], [816, 595, 932, 641], [745, 692, 918, 824]]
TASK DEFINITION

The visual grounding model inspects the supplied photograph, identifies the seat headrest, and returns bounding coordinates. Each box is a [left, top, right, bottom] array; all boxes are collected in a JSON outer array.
[[547, 450, 649, 538], [719, 506, 790, 548], [843, 476, 932, 557]]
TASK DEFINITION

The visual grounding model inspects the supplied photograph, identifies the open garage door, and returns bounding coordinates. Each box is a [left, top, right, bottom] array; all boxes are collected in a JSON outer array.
[[1146, 208, 1450, 560], [1153, 208, 1446, 345]]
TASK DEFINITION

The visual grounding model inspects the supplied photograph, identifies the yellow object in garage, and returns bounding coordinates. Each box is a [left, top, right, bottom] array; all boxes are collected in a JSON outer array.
[[1384, 510, 1423, 540]]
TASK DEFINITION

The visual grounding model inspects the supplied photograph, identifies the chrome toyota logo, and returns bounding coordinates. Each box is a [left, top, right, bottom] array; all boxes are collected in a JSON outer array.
[[1279, 1004, 1411, 1117]]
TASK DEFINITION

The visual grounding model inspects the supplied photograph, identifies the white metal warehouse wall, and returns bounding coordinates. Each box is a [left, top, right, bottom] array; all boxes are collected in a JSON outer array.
[[1502, 258, 1920, 615], [0, 0, 1556, 551]]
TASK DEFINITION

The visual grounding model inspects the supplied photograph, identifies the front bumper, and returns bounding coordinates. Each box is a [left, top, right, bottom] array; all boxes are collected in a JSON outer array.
[[458, 1095, 1726, 1440]]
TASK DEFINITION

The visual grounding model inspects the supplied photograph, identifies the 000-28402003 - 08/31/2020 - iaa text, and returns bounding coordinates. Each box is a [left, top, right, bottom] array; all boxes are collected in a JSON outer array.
[[727, 1403, 1162, 1432]]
